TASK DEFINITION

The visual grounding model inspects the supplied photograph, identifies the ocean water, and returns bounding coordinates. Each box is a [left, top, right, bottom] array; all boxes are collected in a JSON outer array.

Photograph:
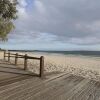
[[32, 51, 100, 57], [9, 50, 100, 57]]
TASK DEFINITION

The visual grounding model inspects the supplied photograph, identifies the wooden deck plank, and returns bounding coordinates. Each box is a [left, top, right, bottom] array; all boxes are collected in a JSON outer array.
[[13, 75, 82, 100], [79, 82, 98, 100], [86, 82, 100, 100], [0, 72, 18, 80], [1, 73, 71, 100], [93, 82, 100, 100], [0, 78, 42, 100], [0, 73, 69, 93], [26, 76, 84, 100], [0, 77, 39, 92], [68, 80, 97, 100], [0, 60, 100, 100]]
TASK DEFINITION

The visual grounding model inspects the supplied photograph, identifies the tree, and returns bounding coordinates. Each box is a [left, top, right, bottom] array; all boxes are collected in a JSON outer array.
[[0, 0, 18, 40]]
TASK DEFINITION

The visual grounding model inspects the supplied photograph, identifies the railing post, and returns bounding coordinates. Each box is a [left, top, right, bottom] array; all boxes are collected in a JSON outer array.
[[24, 54, 27, 70], [8, 51, 10, 62], [15, 53, 18, 65], [4, 50, 6, 60], [40, 56, 44, 78]]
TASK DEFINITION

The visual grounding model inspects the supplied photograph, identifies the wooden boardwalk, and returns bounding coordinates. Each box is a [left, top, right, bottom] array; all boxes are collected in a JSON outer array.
[[0, 60, 100, 100]]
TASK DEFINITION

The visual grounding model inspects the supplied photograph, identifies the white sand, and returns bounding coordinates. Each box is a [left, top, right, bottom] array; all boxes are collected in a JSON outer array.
[[1, 51, 100, 81]]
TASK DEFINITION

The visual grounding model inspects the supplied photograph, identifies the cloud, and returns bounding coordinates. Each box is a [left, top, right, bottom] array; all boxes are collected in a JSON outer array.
[[16, 0, 28, 19], [34, 0, 46, 14], [11, 0, 100, 46], [18, 0, 27, 7]]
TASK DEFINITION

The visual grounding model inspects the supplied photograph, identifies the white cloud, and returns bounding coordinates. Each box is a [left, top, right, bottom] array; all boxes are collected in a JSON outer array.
[[18, 0, 27, 7], [17, 0, 28, 19]]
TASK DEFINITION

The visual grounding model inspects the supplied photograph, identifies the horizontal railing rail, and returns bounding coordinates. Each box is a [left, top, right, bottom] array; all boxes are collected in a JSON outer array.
[[3, 50, 44, 78]]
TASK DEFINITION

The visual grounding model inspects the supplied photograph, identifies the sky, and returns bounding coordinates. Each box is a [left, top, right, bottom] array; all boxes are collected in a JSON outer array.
[[0, 0, 100, 50]]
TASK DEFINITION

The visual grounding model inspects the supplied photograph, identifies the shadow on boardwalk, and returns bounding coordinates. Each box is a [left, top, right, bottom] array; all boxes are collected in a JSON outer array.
[[0, 59, 39, 86], [0, 59, 100, 100]]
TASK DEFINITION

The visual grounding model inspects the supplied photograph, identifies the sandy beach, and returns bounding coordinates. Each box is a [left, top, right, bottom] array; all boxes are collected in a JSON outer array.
[[1, 51, 100, 81]]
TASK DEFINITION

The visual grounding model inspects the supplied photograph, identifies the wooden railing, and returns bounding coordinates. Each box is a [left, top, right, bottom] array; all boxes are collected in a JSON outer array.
[[3, 50, 44, 78]]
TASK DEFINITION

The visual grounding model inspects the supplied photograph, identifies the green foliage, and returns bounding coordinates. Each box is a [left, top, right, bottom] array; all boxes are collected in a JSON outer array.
[[0, 19, 14, 41], [0, 0, 18, 40]]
